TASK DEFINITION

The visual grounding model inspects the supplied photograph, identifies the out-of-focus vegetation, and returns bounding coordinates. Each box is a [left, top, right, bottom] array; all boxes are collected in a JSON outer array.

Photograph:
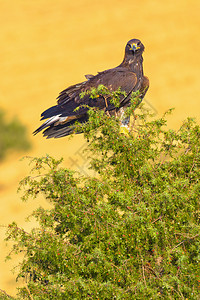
[[0, 109, 31, 160], [0, 289, 15, 300]]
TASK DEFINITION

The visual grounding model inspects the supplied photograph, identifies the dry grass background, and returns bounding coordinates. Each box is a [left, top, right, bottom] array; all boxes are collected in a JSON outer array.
[[0, 0, 200, 296]]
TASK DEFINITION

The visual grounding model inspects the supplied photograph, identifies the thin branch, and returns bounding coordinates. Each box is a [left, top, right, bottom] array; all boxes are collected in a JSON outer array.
[[145, 265, 159, 279], [151, 216, 162, 224], [25, 284, 34, 300], [142, 262, 147, 287], [171, 234, 199, 252]]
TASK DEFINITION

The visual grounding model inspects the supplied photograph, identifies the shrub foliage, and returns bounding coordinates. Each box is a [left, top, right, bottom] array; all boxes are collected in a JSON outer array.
[[5, 89, 200, 299]]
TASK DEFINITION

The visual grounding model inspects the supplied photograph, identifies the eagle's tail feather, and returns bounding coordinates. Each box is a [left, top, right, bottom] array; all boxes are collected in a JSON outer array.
[[33, 111, 87, 138], [43, 123, 75, 139], [33, 114, 63, 135], [42, 115, 88, 138], [40, 105, 65, 120]]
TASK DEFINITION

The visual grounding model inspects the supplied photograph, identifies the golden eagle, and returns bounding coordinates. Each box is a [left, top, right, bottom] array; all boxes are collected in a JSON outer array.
[[33, 39, 149, 138]]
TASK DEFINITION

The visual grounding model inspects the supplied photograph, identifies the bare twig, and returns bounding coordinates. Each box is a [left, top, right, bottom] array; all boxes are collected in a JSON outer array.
[[25, 283, 34, 300], [151, 216, 162, 224], [142, 262, 147, 287], [171, 234, 199, 252], [171, 240, 186, 250], [145, 265, 159, 278]]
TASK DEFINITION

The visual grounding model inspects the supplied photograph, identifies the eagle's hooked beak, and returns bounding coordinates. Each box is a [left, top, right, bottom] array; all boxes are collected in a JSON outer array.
[[130, 43, 140, 52]]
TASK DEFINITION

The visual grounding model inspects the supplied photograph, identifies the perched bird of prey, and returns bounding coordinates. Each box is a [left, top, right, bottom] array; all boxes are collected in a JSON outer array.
[[33, 39, 149, 138]]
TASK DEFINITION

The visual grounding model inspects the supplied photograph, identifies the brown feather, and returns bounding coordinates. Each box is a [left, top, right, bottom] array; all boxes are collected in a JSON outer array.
[[33, 38, 149, 138]]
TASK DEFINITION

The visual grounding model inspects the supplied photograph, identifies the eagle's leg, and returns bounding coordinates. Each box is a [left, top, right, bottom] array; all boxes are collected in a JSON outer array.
[[120, 116, 131, 136], [121, 116, 130, 128], [118, 107, 130, 133]]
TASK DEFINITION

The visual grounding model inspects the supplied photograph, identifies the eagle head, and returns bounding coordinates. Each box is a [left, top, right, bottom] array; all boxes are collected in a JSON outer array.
[[125, 39, 145, 56]]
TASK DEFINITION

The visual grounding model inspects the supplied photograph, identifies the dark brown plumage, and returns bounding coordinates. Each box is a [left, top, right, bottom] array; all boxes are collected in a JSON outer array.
[[33, 39, 149, 138]]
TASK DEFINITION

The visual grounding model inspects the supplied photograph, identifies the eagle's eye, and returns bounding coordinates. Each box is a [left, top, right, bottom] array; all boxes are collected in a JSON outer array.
[[128, 42, 141, 52]]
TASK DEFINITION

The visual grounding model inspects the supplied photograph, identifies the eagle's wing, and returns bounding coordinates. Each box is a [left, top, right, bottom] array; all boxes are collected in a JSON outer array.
[[33, 68, 138, 138], [56, 68, 138, 114], [33, 38, 149, 138]]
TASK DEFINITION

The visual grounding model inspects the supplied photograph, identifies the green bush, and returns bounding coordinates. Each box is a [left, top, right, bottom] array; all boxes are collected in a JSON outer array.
[[0, 109, 31, 160], [5, 90, 200, 299]]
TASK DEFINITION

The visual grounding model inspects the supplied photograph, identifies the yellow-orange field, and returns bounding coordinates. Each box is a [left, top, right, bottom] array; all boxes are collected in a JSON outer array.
[[0, 0, 200, 296]]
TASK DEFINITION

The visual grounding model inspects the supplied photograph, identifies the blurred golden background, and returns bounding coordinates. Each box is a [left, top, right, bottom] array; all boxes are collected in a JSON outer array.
[[0, 0, 200, 296]]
